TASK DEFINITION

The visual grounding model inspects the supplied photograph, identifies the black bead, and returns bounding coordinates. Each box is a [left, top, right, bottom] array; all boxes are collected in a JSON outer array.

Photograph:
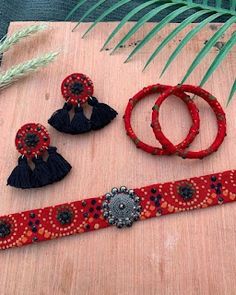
[[96, 206, 101, 211], [83, 212, 88, 218], [57, 209, 73, 225], [35, 220, 40, 225], [94, 213, 99, 219], [178, 185, 194, 201], [217, 183, 222, 188], [82, 201, 87, 207], [211, 176, 217, 182], [32, 226, 37, 233], [28, 221, 33, 227], [85, 224, 90, 229], [157, 194, 162, 200], [216, 188, 221, 195], [0, 221, 11, 238], [70, 82, 84, 95], [155, 201, 160, 207], [91, 199, 96, 205], [150, 196, 155, 201], [157, 209, 162, 215], [30, 212, 36, 219], [151, 188, 157, 194], [89, 207, 94, 213], [24, 133, 39, 147], [32, 237, 38, 242]]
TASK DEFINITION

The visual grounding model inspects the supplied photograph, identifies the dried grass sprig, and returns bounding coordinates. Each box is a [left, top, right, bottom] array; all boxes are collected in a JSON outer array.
[[0, 51, 59, 89], [0, 24, 47, 55]]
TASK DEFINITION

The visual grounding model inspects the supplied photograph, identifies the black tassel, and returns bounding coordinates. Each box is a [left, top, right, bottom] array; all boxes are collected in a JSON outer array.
[[7, 156, 33, 189], [88, 97, 118, 130], [70, 105, 91, 134], [46, 146, 72, 182], [48, 103, 73, 133], [31, 156, 52, 188]]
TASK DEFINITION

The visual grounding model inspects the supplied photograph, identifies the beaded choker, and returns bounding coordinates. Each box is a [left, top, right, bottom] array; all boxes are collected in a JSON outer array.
[[1, 169, 236, 250]]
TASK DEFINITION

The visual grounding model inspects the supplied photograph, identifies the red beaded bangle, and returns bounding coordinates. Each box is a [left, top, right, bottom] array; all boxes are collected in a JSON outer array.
[[152, 85, 227, 159], [124, 84, 200, 155], [1, 169, 236, 250]]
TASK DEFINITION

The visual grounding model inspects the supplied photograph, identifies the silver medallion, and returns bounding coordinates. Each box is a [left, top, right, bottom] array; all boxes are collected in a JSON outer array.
[[102, 186, 141, 228]]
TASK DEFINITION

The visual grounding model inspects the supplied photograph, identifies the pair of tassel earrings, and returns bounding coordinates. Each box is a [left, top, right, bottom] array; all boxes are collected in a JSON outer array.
[[7, 73, 118, 189]]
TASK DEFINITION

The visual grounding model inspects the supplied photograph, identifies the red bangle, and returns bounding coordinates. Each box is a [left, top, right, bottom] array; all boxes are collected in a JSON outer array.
[[1, 169, 235, 250], [124, 84, 200, 155], [152, 85, 227, 159]]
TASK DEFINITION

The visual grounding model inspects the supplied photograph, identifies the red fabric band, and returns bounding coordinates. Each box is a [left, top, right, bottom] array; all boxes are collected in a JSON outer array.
[[152, 85, 227, 159], [1, 169, 236, 250], [124, 84, 200, 155]]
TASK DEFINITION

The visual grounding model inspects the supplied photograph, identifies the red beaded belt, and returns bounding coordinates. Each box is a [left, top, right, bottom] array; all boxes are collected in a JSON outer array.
[[1, 169, 236, 250]]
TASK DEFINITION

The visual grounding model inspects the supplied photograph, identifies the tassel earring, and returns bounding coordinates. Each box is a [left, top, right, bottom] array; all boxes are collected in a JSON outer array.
[[7, 123, 72, 189], [48, 73, 118, 134]]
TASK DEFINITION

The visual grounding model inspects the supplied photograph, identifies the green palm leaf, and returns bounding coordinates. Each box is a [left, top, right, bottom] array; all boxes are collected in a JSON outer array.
[[160, 12, 221, 76], [67, 0, 236, 102], [111, 2, 180, 54], [231, 0, 236, 11], [82, 0, 132, 38], [199, 32, 236, 87], [135, 9, 209, 69], [227, 79, 236, 106], [101, 0, 160, 50], [65, 0, 87, 21], [124, 5, 192, 63], [181, 16, 236, 83], [72, 0, 107, 31]]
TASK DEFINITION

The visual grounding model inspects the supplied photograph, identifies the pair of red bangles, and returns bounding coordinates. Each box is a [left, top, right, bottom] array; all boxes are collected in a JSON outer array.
[[124, 84, 227, 159]]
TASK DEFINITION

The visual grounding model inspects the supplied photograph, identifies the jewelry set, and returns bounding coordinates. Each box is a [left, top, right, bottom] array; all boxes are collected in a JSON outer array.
[[1, 72, 234, 250]]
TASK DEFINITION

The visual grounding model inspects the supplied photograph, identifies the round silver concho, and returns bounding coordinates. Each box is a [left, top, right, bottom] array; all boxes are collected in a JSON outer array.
[[102, 186, 142, 228]]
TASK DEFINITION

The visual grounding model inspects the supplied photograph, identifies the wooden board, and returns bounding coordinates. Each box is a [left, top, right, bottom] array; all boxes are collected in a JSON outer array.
[[0, 21, 235, 295]]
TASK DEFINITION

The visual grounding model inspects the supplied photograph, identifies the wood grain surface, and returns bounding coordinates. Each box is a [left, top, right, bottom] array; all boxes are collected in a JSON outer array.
[[0, 21, 235, 295]]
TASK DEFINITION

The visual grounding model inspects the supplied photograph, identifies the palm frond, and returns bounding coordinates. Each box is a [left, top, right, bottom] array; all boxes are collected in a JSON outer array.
[[65, 0, 87, 21], [125, 5, 192, 63], [230, 0, 236, 11], [132, 10, 209, 69], [227, 79, 236, 106], [160, 12, 221, 75], [199, 32, 236, 87], [111, 2, 178, 54], [72, 0, 107, 32], [67, 0, 236, 102], [181, 16, 236, 83], [82, 0, 132, 38], [101, 0, 160, 50]]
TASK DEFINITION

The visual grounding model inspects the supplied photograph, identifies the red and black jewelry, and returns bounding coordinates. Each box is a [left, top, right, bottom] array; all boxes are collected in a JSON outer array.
[[7, 123, 72, 189], [48, 73, 118, 134]]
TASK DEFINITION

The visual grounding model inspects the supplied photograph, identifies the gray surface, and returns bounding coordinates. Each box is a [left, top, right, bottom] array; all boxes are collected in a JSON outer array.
[[0, 0, 230, 39]]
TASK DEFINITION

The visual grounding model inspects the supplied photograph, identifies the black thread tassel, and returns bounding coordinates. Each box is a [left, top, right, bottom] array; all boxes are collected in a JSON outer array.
[[46, 146, 72, 182], [48, 103, 73, 133], [70, 105, 91, 134], [7, 156, 33, 189], [31, 156, 52, 188], [88, 97, 118, 130]]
